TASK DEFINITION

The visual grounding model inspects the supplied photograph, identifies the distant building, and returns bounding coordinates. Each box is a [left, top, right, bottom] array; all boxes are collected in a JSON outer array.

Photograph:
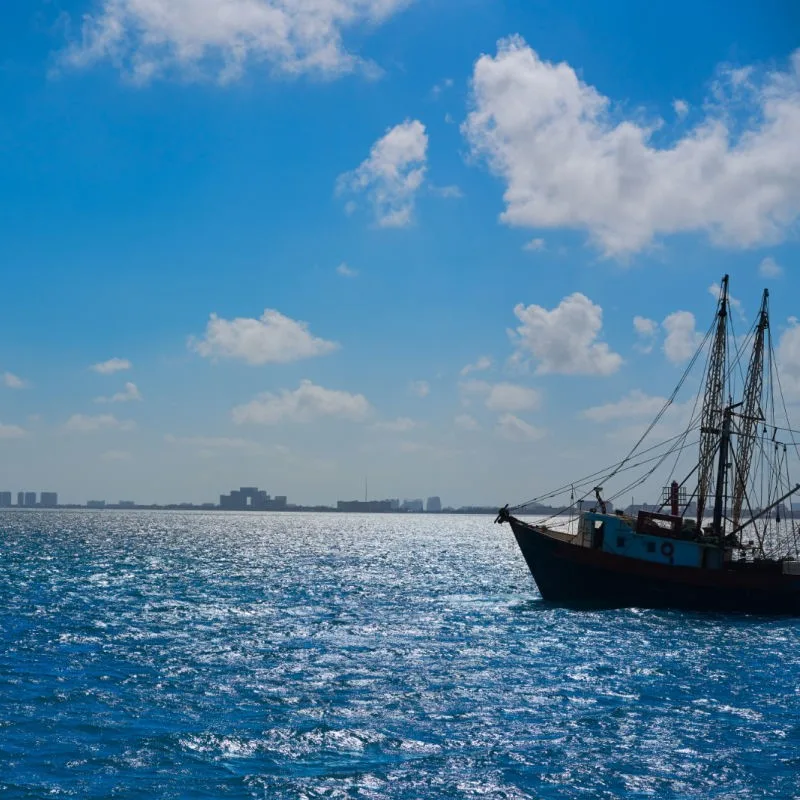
[[117, 501, 136, 508], [426, 496, 442, 512], [219, 487, 287, 511], [24, 492, 37, 508], [17, 492, 24, 507], [40, 492, 58, 508], [389, 499, 400, 511], [87, 500, 106, 509], [337, 499, 394, 512], [401, 498, 424, 512], [0, 492, 11, 507]]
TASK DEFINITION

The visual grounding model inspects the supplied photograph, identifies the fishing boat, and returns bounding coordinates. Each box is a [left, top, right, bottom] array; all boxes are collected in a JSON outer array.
[[496, 276, 800, 613]]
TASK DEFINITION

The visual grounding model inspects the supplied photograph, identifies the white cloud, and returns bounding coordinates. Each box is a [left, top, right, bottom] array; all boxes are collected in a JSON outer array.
[[95, 382, 142, 404], [371, 417, 417, 432], [758, 256, 783, 278], [336, 262, 358, 278], [60, 0, 414, 83], [454, 413, 480, 431], [2, 372, 27, 389], [633, 315, 658, 353], [673, 99, 689, 118], [409, 380, 430, 398], [63, 414, 136, 433], [337, 119, 428, 227], [91, 357, 131, 374], [463, 37, 800, 256], [510, 293, 622, 375], [460, 356, 492, 376], [0, 423, 26, 439], [232, 380, 371, 425], [496, 413, 545, 442], [190, 309, 338, 365], [662, 310, 702, 364], [633, 316, 658, 337], [523, 238, 545, 251], [582, 389, 668, 423], [460, 380, 541, 412]]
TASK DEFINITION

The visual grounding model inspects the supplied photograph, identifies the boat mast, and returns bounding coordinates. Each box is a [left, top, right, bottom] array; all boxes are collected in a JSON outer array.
[[732, 290, 769, 529], [712, 406, 733, 537], [697, 275, 729, 527]]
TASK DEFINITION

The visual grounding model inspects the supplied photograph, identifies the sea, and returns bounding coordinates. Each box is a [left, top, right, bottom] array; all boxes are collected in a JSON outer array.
[[1, 511, 798, 799]]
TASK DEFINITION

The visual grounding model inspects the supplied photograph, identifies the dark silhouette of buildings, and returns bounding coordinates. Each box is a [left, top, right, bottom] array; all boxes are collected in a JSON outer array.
[[219, 487, 287, 511]]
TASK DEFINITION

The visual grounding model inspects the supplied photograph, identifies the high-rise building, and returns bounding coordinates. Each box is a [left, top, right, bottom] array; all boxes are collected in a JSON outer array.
[[426, 496, 442, 512], [24, 492, 37, 507], [40, 492, 58, 508], [401, 498, 424, 512], [219, 487, 288, 510], [17, 492, 24, 507], [0, 492, 11, 507]]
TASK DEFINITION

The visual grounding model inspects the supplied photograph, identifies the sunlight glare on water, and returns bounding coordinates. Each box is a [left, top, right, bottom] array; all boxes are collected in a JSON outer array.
[[1, 510, 798, 798]]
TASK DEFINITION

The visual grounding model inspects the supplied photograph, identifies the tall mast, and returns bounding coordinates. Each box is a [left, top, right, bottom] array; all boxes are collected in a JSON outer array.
[[697, 275, 729, 526], [732, 289, 769, 529]]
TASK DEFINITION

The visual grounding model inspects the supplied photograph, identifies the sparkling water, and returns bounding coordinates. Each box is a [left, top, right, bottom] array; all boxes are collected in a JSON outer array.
[[1, 511, 798, 798]]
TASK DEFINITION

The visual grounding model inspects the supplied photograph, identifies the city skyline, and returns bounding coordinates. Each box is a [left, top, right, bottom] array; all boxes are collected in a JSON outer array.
[[1, 2, 799, 507]]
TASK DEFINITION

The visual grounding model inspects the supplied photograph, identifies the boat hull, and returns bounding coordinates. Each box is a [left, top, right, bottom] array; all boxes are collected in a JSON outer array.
[[508, 517, 800, 614]]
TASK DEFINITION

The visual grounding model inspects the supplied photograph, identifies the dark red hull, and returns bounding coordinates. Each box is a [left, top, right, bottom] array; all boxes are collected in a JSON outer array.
[[508, 516, 800, 614]]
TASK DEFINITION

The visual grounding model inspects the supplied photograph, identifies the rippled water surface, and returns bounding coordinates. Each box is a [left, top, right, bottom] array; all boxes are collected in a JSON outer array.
[[1, 511, 799, 798]]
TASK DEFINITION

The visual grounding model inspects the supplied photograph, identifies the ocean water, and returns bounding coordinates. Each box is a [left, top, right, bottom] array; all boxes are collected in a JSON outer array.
[[1, 511, 798, 799]]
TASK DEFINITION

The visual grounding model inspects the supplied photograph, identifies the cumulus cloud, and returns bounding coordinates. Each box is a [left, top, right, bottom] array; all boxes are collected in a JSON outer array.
[[460, 356, 492, 376], [336, 262, 358, 278], [463, 37, 800, 256], [510, 293, 622, 375], [232, 380, 371, 425], [95, 382, 142, 403], [582, 389, 668, 423], [190, 309, 338, 365], [60, 0, 414, 83], [91, 357, 131, 374], [496, 413, 545, 442], [673, 99, 689, 118], [337, 119, 428, 227], [461, 380, 541, 412], [662, 310, 702, 364], [409, 380, 430, 398], [63, 414, 136, 433], [633, 315, 658, 353], [2, 372, 27, 389], [758, 256, 783, 278], [0, 422, 26, 439]]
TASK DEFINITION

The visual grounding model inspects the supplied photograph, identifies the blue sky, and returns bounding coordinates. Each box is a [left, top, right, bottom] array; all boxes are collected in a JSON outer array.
[[0, 0, 799, 506]]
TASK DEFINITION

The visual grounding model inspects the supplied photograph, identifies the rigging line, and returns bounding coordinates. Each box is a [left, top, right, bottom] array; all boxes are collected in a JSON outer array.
[[768, 325, 800, 464], [510, 426, 703, 509], [533, 437, 702, 525], [607, 437, 703, 504], [517, 432, 703, 509], [595, 319, 716, 491]]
